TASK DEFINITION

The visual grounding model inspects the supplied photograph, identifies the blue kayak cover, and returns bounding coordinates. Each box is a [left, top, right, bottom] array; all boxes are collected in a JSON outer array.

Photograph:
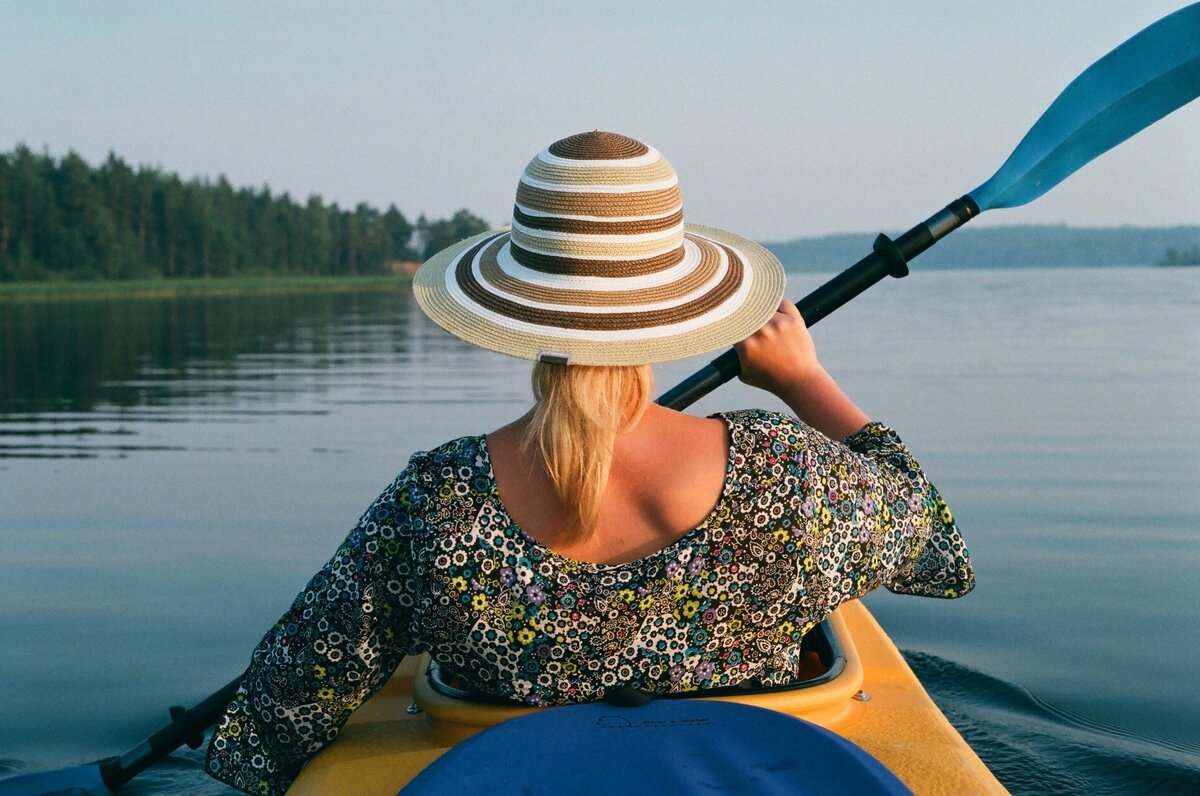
[[400, 699, 912, 795]]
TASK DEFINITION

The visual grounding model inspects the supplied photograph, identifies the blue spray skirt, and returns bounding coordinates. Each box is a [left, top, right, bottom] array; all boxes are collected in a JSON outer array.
[[400, 698, 912, 795]]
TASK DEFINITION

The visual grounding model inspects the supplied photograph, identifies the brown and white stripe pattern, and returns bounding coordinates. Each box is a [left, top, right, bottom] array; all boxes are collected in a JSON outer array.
[[510, 132, 684, 273], [414, 132, 786, 365]]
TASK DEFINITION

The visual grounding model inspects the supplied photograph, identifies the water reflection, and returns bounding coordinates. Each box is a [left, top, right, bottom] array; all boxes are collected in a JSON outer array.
[[0, 289, 524, 459]]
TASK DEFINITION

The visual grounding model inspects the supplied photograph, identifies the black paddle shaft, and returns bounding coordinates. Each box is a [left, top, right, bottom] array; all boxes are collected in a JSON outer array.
[[98, 675, 244, 790], [656, 195, 980, 411]]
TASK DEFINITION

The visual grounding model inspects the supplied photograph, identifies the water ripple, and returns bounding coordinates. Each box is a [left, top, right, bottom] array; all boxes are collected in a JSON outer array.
[[905, 651, 1200, 795]]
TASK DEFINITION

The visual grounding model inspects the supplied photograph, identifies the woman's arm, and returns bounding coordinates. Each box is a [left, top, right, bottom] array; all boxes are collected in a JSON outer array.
[[736, 303, 973, 601], [734, 300, 869, 440], [205, 463, 431, 795]]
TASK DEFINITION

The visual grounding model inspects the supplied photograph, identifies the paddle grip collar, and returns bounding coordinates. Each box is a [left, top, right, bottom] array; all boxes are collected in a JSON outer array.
[[920, 195, 980, 242], [871, 233, 908, 279]]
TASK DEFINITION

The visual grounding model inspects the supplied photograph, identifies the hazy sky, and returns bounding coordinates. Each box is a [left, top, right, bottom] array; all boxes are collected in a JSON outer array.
[[2, 1, 1197, 240]]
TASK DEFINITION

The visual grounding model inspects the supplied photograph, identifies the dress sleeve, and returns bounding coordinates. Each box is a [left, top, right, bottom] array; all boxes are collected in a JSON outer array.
[[747, 412, 973, 609], [840, 422, 974, 599], [205, 453, 434, 795]]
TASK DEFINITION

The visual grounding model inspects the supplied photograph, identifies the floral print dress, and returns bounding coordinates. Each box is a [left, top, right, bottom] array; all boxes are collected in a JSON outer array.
[[206, 409, 973, 794]]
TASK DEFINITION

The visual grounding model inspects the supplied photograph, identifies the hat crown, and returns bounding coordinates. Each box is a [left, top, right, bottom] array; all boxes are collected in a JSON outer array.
[[511, 131, 684, 278], [547, 131, 650, 160]]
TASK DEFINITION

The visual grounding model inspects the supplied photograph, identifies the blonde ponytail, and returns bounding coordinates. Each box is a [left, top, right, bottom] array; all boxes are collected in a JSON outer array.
[[522, 362, 652, 544]]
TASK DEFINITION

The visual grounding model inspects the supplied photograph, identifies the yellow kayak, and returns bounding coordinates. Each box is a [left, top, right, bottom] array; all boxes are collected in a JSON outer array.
[[289, 600, 1007, 795]]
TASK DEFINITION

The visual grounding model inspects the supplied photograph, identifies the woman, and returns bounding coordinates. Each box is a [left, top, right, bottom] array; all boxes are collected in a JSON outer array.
[[206, 131, 973, 794]]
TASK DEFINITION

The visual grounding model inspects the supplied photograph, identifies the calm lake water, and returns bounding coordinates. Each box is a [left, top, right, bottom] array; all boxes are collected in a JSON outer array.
[[1, 266, 1198, 794]]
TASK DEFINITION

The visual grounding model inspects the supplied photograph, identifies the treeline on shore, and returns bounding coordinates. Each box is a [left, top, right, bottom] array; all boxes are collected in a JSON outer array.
[[0, 146, 489, 282]]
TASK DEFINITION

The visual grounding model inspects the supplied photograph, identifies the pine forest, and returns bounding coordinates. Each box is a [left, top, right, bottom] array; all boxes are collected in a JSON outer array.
[[0, 146, 489, 283]]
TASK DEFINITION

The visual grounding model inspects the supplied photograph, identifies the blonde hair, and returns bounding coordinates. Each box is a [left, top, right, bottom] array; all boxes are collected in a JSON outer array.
[[522, 362, 652, 544]]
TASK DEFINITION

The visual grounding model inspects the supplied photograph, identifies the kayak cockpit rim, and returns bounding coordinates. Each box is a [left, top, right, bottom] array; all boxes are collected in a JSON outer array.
[[426, 617, 848, 704]]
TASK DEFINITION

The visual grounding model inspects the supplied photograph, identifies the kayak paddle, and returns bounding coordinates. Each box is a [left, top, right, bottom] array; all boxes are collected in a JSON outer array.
[[0, 676, 242, 796], [659, 1, 1200, 409], [3, 4, 1199, 795]]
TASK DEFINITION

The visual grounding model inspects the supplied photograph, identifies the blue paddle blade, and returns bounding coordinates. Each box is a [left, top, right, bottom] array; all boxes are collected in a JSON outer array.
[[970, 2, 1200, 212], [0, 764, 109, 796]]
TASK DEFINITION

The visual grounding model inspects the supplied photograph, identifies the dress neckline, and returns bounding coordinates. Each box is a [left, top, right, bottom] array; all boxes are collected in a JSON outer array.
[[476, 412, 738, 572]]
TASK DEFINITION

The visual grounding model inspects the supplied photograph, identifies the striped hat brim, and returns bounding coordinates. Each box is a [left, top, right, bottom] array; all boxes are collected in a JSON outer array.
[[413, 223, 786, 366]]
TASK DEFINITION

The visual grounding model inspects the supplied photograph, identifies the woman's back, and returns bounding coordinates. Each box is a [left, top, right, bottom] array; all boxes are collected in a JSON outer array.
[[488, 405, 729, 566], [260, 408, 970, 709]]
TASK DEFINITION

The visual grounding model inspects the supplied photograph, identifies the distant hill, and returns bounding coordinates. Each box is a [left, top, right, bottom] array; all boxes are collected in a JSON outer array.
[[764, 225, 1200, 272]]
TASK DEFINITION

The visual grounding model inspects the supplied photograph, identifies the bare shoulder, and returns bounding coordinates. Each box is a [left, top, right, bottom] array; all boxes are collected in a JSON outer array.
[[485, 416, 524, 454], [640, 405, 727, 453], [616, 406, 729, 483]]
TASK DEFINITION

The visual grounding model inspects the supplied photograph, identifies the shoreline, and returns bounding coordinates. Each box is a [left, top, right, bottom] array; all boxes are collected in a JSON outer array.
[[0, 274, 413, 302]]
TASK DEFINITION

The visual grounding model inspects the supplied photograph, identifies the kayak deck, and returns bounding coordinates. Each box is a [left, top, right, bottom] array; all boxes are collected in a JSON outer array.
[[288, 600, 1006, 795]]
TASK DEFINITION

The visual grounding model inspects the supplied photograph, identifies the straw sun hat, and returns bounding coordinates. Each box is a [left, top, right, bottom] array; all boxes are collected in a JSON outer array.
[[414, 131, 786, 366]]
